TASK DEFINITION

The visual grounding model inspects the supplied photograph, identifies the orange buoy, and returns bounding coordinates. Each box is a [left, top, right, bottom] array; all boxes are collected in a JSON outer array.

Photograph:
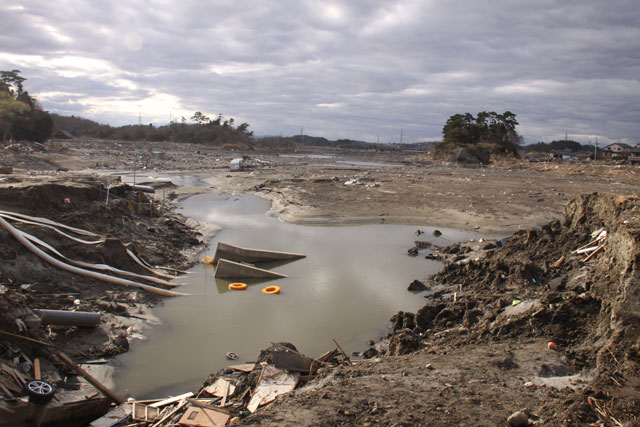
[[229, 282, 247, 291], [201, 255, 214, 264], [262, 285, 280, 295]]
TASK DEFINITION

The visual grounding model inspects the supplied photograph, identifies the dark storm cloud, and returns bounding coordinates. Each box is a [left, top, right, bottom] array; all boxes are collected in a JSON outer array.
[[0, 0, 638, 144]]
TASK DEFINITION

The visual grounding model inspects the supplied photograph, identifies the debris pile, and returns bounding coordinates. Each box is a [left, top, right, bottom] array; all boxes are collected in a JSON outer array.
[[92, 342, 354, 426], [384, 193, 640, 424]]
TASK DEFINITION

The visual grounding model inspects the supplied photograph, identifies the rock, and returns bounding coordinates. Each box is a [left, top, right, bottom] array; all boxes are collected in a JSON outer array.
[[408, 280, 428, 291], [362, 348, 378, 359], [408, 247, 418, 256], [113, 333, 129, 351], [388, 329, 421, 355], [433, 230, 442, 237], [414, 240, 432, 249], [415, 303, 446, 330], [507, 410, 528, 426], [391, 311, 416, 331], [449, 147, 490, 165]]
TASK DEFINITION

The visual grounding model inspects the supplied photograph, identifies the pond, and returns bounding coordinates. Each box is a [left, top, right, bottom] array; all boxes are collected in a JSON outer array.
[[113, 192, 478, 398]]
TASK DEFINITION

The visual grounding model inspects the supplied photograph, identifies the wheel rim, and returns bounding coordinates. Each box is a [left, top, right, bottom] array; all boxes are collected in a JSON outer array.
[[28, 380, 52, 395]]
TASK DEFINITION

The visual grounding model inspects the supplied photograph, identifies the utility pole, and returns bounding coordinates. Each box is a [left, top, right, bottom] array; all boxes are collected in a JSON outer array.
[[400, 129, 403, 144], [138, 112, 141, 125], [594, 137, 598, 161]]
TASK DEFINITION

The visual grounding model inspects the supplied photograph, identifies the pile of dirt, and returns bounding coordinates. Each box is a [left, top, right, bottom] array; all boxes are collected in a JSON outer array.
[[381, 193, 640, 424], [0, 174, 205, 357], [235, 193, 639, 426]]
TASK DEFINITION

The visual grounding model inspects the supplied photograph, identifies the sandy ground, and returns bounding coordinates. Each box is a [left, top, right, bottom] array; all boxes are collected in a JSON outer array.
[[7, 137, 637, 235], [1, 139, 640, 426]]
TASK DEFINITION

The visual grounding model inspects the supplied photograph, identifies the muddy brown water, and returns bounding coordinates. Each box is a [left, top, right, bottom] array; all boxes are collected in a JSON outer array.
[[113, 192, 479, 398]]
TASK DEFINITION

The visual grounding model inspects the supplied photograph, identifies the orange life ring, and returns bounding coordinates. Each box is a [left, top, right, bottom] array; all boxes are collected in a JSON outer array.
[[229, 282, 247, 291], [262, 285, 280, 295]]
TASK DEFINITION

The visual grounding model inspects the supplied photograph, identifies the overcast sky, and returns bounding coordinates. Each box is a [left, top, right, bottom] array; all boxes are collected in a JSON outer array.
[[1, 1, 638, 145]]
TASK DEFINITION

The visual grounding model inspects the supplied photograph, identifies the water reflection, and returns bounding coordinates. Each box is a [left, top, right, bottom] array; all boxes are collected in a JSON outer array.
[[113, 193, 477, 398]]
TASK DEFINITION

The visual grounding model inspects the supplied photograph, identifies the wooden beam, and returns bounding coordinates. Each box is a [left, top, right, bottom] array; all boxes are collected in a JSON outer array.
[[55, 351, 123, 405]]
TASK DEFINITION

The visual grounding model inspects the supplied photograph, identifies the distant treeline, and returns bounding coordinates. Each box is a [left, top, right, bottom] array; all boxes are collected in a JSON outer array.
[[53, 113, 433, 151], [522, 139, 594, 153], [259, 134, 433, 151], [52, 113, 253, 147]]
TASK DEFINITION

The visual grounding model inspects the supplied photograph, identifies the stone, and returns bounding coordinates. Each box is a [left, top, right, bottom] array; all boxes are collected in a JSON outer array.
[[507, 410, 528, 427], [388, 329, 420, 355], [415, 303, 446, 330], [408, 280, 428, 291], [362, 348, 378, 359]]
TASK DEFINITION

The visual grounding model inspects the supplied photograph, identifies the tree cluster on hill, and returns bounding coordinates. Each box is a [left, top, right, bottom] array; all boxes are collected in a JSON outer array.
[[0, 70, 53, 142], [440, 111, 521, 155], [52, 112, 253, 146]]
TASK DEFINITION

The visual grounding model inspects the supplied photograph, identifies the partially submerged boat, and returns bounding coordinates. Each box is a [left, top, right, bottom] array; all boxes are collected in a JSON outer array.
[[214, 259, 287, 279], [213, 242, 305, 264]]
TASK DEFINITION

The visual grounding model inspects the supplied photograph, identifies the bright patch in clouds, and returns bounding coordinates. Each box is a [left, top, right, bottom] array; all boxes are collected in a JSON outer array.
[[123, 33, 144, 52]]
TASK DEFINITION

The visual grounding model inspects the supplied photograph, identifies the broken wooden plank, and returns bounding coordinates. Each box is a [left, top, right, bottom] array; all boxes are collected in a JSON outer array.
[[0, 376, 21, 394], [34, 358, 41, 381], [549, 255, 565, 269], [55, 351, 124, 405], [178, 405, 230, 427], [0, 380, 15, 399], [246, 365, 299, 413], [150, 399, 188, 427], [332, 339, 352, 365], [148, 391, 194, 407], [131, 403, 161, 422], [227, 363, 255, 372], [584, 244, 605, 262], [219, 381, 229, 407], [317, 349, 340, 363], [203, 379, 236, 398]]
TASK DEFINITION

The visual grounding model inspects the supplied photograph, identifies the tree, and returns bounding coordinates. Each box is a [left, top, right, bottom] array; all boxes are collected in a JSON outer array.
[[191, 111, 210, 125], [442, 110, 521, 154], [0, 70, 26, 97], [0, 70, 53, 142], [236, 122, 252, 135], [0, 92, 29, 141]]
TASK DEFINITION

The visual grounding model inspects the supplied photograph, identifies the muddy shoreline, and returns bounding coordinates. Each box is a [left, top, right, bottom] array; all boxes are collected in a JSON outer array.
[[1, 138, 639, 425]]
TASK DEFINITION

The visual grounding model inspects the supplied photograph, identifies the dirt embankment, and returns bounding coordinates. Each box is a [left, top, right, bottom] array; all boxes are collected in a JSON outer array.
[[0, 174, 206, 358], [237, 193, 640, 426]]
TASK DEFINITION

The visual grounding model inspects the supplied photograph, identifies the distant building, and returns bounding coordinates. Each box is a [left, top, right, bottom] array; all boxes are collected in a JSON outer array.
[[549, 150, 576, 160], [602, 143, 640, 158]]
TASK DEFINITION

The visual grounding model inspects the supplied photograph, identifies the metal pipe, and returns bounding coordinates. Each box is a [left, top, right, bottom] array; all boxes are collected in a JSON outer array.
[[35, 309, 101, 327]]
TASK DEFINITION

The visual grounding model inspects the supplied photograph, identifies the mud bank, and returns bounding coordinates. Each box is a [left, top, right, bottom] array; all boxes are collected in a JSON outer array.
[[235, 193, 640, 426], [0, 174, 206, 363]]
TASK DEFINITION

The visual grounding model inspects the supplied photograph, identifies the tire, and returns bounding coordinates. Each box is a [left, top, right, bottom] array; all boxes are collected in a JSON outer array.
[[24, 380, 55, 404]]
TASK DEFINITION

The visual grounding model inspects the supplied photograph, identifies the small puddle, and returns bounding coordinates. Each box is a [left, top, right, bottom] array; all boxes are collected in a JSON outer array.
[[113, 193, 478, 398]]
